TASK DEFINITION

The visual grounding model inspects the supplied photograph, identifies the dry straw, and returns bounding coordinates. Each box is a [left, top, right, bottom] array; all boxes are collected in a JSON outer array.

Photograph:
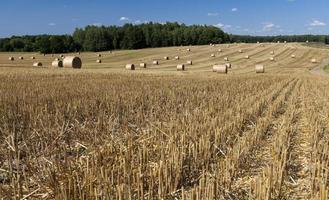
[[125, 64, 135, 70], [213, 65, 227, 73], [255, 64, 265, 73], [63, 56, 82, 68], [52, 60, 63, 67], [177, 64, 185, 71], [140, 63, 147, 68]]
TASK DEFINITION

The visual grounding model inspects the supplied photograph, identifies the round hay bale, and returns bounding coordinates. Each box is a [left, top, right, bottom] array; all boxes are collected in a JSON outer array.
[[225, 63, 232, 69], [187, 48, 191, 52], [164, 56, 169, 60], [140, 63, 147, 68], [33, 62, 42, 67], [218, 49, 222, 52], [213, 65, 227, 74], [291, 54, 296, 58], [96, 59, 102, 63], [31, 56, 35, 60], [255, 65, 265, 73], [77, 52, 81, 55], [270, 51, 275, 55], [9, 57, 14, 61], [187, 60, 193, 65], [257, 41, 260, 44], [19, 56, 24, 60], [306, 40, 309, 43], [211, 54, 215, 57], [126, 64, 135, 70], [153, 60, 159, 65], [63, 56, 82, 68], [175, 56, 180, 60], [43, 54, 46, 56], [284, 41, 287, 44], [277, 41, 280, 43], [54, 58, 60, 61], [224, 57, 229, 61], [98, 54, 101, 57], [177, 64, 185, 71], [239, 49, 243, 53], [270, 57, 275, 61], [311, 59, 317, 63], [245, 55, 250, 59], [52, 60, 63, 67]]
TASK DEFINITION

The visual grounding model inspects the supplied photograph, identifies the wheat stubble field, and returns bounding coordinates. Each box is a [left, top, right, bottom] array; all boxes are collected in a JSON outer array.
[[0, 43, 329, 200]]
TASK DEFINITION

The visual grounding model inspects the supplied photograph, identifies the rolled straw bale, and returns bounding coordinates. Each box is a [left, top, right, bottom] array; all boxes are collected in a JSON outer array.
[[187, 60, 193, 65], [52, 60, 63, 67], [177, 64, 185, 71], [311, 59, 317, 63], [98, 54, 101, 57], [210, 54, 215, 57], [270, 57, 275, 61], [187, 48, 191, 52], [270, 51, 275, 55], [19, 56, 24, 60], [153, 60, 159, 65], [239, 49, 243, 53], [255, 64, 265, 73], [30, 56, 35, 60], [213, 65, 227, 74], [54, 58, 60, 61], [63, 56, 82, 68], [245, 55, 250, 59], [164, 56, 169, 60], [140, 63, 147, 68], [175, 56, 180, 60], [224, 57, 229, 61], [96, 59, 102, 63], [291, 54, 296, 58], [33, 62, 42, 67], [218, 49, 222, 52], [9, 57, 14, 61], [125, 64, 135, 70]]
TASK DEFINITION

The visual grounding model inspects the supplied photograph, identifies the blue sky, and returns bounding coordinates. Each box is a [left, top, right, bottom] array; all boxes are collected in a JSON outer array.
[[0, 0, 328, 37]]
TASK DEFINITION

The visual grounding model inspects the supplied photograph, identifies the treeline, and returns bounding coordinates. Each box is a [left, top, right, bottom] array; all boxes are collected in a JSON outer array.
[[1, 22, 329, 53], [0, 22, 229, 53], [230, 34, 329, 44]]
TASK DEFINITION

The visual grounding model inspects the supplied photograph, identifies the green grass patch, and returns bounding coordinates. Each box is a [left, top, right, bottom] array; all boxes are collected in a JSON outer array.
[[325, 65, 329, 73]]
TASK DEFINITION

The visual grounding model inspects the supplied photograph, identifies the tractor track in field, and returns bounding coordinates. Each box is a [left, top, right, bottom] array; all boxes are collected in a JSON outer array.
[[229, 78, 301, 199]]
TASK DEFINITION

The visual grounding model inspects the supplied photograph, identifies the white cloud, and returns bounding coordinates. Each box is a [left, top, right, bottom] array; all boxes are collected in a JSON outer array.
[[120, 17, 130, 21], [48, 23, 56, 26], [134, 20, 142, 24], [309, 20, 326, 27], [92, 22, 102, 26], [207, 13, 219, 16], [214, 23, 232, 30], [231, 8, 238, 12], [262, 22, 280, 31]]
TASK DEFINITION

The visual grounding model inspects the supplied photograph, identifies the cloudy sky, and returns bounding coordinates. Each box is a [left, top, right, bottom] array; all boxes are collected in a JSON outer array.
[[0, 0, 328, 37]]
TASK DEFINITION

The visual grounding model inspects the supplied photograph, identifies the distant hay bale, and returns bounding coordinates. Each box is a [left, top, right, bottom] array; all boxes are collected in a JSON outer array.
[[19, 56, 24, 60], [77, 52, 81, 55], [224, 57, 229, 61], [277, 41, 280, 43], [52, 60, 63, 67], [212, 65, 227, 74], [153, 60, 159, 65], [218, 49, 222, 52], [140, 63, 147, 68], [175, 56, 180, 60], [125, 64, 135, 70], [33, 62, 42, 67], [60, 54, 65, 59], [9, 57, 14, 61], [164, 56, 169, 60], [257, 41, 260, 44], [245, 55, 250, 59], [177, 64, 185, 71], [54, 58, 60, 61], [43, 54, 46, 56], [96, 59, 102, 63], [209, 43, 213, 46], [225, 63, 232, 69], [311, 59, 317, 63], [30, 56, 35, 60], [187, 60, 193, 65], [270, 57, 275, 61], [98, 54, 102, 57], [270, 51, 275, 55], [306, 40, 309, 43], [255, 64, 265, 73], [211, 54, 215, 57], [187, 48, 191, 52], [291, 54, 296, 58], [63, 56, 82, 68], [239, 49, 243, 53], [284, 41, 287, 44]]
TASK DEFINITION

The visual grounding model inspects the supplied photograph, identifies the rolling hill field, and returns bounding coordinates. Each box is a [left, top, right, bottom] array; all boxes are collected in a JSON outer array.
[[0, 43, 328, 199]]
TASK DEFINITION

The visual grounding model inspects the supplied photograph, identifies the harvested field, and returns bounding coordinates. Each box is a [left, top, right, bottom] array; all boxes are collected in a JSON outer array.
[[0, 43, 328, 199]]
